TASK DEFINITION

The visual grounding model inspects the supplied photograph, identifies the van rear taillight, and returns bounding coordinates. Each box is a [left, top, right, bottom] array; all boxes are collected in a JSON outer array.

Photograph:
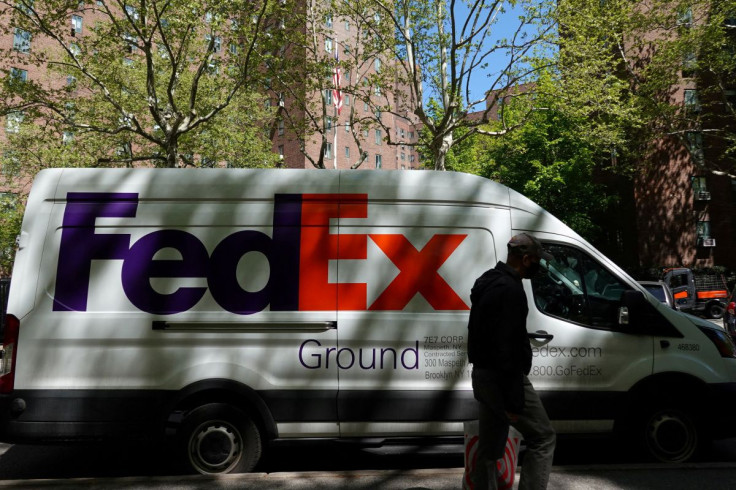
[[728, 302, 736, 316], [0, 315, 19, 394]]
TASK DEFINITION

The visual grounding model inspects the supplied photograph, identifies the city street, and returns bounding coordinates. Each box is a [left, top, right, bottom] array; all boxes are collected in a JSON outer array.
[[1, 435, 736, 488]]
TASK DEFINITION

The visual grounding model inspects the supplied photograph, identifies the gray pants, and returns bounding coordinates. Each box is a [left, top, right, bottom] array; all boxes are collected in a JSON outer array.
[[470, 370, 556, 490]]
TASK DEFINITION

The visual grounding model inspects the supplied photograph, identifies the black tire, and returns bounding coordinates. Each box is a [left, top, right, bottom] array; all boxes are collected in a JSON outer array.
[[707, 302, 725, 319], [178, 403, 262, 474], [640, 406, 700, 463]]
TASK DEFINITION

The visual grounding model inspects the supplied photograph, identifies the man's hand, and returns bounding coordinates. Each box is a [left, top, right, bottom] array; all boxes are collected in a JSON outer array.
[[506, 411, 520, 423]]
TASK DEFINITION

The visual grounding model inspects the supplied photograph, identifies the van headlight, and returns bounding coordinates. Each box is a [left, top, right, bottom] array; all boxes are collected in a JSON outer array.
[[698, 326, 736, 358]]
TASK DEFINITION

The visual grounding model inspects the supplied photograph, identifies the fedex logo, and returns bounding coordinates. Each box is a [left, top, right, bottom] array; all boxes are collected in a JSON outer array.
[[53, 192, 469, 315]]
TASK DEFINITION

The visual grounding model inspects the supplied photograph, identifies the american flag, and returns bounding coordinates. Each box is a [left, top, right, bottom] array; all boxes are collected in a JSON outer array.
[[332, 51, 343, 115]]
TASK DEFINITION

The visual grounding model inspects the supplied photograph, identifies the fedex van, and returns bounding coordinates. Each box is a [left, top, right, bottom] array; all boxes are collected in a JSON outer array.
[[1, 168, 735, 473]]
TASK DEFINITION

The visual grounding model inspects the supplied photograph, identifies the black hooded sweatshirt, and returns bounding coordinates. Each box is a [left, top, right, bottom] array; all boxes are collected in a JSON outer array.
[[467, 261, 532, 413]]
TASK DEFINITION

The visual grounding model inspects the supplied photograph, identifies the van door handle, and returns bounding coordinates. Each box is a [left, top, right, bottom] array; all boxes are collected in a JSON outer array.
[[152, 321, 337, 332], [528, 331, 554, 341]]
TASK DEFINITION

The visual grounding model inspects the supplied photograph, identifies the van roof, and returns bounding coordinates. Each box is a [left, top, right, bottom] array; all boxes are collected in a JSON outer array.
[[33, 168, 576, 239]]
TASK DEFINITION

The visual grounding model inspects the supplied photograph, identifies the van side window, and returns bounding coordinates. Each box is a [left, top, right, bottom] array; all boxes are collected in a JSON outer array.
[[531, 244, 631, 330]]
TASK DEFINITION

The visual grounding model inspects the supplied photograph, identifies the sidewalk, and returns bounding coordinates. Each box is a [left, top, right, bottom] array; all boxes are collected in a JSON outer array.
[[2, 463, 736, 489]]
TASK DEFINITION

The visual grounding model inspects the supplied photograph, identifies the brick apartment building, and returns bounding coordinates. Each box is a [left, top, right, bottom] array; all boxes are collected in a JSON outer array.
[[269, 6, 420, 171], [631, 4, 736, 270], [0, 2, 421, 177]]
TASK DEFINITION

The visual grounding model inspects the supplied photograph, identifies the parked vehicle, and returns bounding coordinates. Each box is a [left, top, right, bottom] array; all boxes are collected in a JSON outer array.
[[1, 169, 736, 473], [638, 281, 676, 309], [663, 268, 729, 319], [724, 289, 736, 341]]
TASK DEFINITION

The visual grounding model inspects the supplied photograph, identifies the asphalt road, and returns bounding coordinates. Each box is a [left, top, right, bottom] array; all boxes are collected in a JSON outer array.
[[1, 436, 736, 488]]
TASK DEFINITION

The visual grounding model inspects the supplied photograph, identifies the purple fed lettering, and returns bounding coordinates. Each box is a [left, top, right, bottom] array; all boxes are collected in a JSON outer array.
[[122, 230, 209, 314], [53, 193, 138, 311], [53, 192, 306, 315]]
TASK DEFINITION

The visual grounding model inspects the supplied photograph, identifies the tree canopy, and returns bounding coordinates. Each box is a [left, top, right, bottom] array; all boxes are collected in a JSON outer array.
[[0, 0, 283, 171]]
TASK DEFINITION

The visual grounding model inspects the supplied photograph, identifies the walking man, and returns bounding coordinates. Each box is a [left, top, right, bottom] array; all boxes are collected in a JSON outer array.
[[467, 233, 556, 489]]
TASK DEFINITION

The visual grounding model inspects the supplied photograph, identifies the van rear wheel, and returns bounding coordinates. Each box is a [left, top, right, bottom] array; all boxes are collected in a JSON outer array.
[[640, 406, 700, 463], [178, 403, 262, 474]]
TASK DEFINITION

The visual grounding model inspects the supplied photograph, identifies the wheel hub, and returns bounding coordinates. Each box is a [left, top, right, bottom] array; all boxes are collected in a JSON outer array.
[[191, 423, 241, 472], [647, 412, 695, 461]]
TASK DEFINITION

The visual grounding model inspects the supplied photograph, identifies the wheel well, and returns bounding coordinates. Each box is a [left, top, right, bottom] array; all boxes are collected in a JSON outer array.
[[615, 373, 708, 432], [165, 379, 278, 441]]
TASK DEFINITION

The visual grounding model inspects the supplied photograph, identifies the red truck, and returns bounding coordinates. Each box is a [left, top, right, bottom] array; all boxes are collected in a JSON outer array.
[[663, 268, 730, 319]]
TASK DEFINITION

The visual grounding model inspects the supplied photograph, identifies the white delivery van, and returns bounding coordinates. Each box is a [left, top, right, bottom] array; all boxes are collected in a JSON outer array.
[[1, 168, 735, 473]]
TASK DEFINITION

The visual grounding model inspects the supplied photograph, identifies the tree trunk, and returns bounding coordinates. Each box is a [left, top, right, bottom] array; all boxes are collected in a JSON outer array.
[[432, 132, 453, 171], [165, 136, 179, 168]]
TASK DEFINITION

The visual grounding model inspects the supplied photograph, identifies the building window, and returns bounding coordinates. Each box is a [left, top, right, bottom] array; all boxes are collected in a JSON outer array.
[[401, 153, 405, 161], [325, 142, 333, 159], [278, 145, 284, 159], [400, 128, 405, 138], [374, 85, 381, 96], [72, 15, 83, 35], [409, 131, 415, 140], [67, 74, 77, 86], [344, 94, 350, 107], [6, 112, 24, 134], [362, 129, 368, 138], [278, 92, 284, 106], [325, 37, 333, 53], [326, 117, 332, 132], [345, 122, 350, 132], [325, 13, 332, 28], [686, 131, 704, 165], [345, 21, 350, 31], [682, 51, 697, 77], [125, 5, 139, 20], [374, 58, 381, 72], [677, 7, 693, 28], [375, 129, 382, 145], [10, 68, 27, 83], [205, 35, 222, 52], [123, 32, 136, 53], [278, 119, 284, 136], [410, 155, 415, 163], [364, 101, 369, 112], [692, 176, 709, 200], [684, 89, 701, 115], [375, 154, 382, 168], [13, 28, 31, 53], [345, 146, 350, 159], [324, 89, 333, 105], [696, 220, 711, 241]]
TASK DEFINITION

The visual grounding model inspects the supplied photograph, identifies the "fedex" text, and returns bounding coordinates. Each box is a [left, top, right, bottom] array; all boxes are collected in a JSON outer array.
[[53, 192, 469, 315]]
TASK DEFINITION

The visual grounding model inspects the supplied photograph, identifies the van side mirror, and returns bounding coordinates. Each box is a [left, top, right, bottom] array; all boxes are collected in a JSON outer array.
[[617, 290, 683, 337], [618, 290, 647, 331]]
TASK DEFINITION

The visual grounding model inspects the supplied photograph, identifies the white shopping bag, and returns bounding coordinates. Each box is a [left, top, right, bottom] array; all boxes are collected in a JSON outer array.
[[463, 420, 523, 490]]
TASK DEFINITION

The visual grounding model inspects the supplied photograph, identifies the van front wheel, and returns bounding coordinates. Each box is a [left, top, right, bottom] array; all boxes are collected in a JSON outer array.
[[641, 406, 699, 463], [178, 403, 262, 474]]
